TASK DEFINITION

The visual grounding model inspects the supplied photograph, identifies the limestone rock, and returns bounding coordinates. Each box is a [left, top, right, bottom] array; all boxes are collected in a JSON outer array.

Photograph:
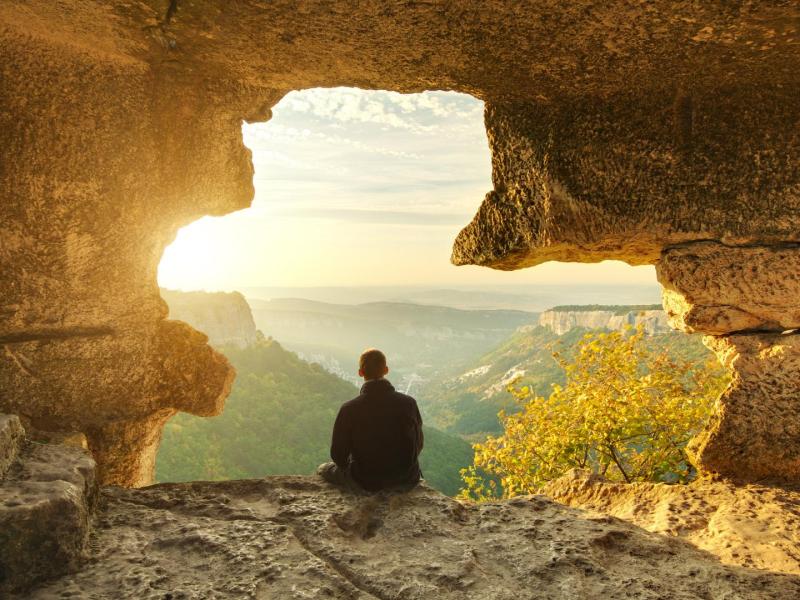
[[85, 410, 174, 488], [21, 477, 800, 599], [538, 307, 668, 336], [544, 469, 800, 575], [0, 415, 24, 480], [451, 94, 800, 269], [0, 425, 97, 594], [74, 318, 235, 486], [162, 289, 259, 349], [657, 242, 800, 335], [691, 332, 800, 481]]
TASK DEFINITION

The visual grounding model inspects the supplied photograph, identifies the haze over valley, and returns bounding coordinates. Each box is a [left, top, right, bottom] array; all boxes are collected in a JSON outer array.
[[156, 286, 707, 496]]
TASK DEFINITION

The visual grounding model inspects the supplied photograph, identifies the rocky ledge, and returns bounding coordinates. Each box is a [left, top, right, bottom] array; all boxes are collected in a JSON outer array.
[[0, 416, 97, 593], [19, 476, 800, 599], [545, 470, 800, 576]]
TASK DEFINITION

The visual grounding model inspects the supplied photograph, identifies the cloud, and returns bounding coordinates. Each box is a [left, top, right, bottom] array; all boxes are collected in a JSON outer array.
[[265, 207, 470, 226], [241, 88, 491, 227], [272, 88, 484, 134], [245, 123, 424, 160]]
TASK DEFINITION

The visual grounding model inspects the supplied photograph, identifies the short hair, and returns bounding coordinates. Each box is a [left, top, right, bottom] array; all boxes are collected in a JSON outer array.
[[359, 348, 387, 379]]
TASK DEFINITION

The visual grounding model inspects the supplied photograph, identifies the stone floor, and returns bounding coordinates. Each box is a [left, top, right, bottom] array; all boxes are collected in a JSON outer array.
[[19, 476, 800, 599]]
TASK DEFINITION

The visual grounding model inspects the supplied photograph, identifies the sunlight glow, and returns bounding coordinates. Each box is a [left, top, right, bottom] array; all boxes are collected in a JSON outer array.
[[157, 88, 656, 291]]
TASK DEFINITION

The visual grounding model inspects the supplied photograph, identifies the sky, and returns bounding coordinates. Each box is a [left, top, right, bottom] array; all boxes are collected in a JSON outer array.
[[157, 88, 655, 291]]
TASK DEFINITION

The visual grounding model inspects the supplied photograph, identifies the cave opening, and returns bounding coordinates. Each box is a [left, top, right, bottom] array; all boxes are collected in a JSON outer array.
[[153, 87, 713, 497]]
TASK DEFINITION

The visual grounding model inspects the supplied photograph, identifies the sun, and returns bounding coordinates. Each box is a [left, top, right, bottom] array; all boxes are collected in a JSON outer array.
[[158, 217, 231, 291]]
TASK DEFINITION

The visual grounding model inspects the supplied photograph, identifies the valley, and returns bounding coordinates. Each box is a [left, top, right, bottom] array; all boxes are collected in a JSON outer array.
[[247, 297, 538, 390], [157, 288, 714, 497]]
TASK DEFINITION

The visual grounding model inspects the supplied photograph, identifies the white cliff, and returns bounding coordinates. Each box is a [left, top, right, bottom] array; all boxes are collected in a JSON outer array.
[[538, 306, 669, 336], [161, 289, 259, 349]]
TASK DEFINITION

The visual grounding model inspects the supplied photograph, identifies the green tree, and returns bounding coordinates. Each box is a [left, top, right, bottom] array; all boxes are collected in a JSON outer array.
[[459, 327, 729, 501]]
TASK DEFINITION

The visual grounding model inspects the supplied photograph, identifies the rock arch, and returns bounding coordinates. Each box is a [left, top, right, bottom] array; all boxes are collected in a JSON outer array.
[[1, 1, 799, 485]]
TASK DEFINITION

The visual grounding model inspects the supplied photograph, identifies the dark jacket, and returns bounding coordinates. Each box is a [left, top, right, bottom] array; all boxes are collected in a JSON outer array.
[[330, 378, 424, 491]]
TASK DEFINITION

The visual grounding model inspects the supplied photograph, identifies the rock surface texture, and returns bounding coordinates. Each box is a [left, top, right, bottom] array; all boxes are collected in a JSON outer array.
[[0, 415, 24, 479], [20, 476, 800, 599], [657, 242, 800, 335], [689, 333, 800, 481], [657, 241, 800, 482], [1, 1, 800, 485], [545, 470, 800, 576], [0, 415, 97, 594]]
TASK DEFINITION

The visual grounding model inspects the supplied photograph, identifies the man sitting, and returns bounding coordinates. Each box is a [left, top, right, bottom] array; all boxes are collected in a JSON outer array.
[[317, 348, 424, 492]]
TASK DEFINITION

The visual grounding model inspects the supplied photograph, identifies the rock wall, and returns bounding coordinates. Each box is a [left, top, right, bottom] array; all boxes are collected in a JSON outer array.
[[1, 1, 799, 485], [451, 87, 800, 269], [161, 289, 258, 349], [657, 242, 800, 482], [538, 308, 669, 336]]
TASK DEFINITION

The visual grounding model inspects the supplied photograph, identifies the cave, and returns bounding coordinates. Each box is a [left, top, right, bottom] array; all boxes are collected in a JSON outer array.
[[2, 1, 800, 596]]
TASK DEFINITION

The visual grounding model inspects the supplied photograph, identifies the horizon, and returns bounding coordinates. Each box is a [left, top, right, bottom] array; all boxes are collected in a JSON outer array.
[[163, 281, 663, 313]]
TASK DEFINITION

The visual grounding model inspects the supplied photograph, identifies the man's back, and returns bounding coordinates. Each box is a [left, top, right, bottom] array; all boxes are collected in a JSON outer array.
[[331, 378, 423, 491]]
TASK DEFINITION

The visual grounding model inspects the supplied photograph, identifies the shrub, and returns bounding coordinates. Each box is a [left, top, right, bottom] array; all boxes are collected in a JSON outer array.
[[459, 326, 729, 501]]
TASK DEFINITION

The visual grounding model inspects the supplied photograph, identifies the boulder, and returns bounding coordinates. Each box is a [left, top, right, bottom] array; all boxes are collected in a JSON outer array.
[[0, 417, 97, 594]]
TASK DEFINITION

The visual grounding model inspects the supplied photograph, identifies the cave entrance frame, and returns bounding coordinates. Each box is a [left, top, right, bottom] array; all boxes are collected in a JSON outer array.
[[154, 87, 712, 491]]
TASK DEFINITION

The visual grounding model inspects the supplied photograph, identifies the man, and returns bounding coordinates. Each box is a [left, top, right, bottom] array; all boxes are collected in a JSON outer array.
[[317, 349, 424, 492]]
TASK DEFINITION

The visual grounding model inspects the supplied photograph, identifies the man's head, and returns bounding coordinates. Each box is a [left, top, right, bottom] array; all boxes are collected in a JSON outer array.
[[359, 348, 389, 381]]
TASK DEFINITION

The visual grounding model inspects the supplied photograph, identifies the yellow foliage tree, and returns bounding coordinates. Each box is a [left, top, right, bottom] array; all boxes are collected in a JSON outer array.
[[459, 326, 729, 501]]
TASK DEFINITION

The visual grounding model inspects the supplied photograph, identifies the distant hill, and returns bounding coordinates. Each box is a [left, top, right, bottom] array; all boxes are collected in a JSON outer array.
[[248, 297, 538, 390], [156, 338, 474, 496], [547, 304, 662, 314], [240, 283, 662, 312]]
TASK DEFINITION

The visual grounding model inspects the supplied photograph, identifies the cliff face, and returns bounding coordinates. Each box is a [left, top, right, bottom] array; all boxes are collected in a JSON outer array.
[[538, 308, 670, 336], [161, 289, 258, 349]]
